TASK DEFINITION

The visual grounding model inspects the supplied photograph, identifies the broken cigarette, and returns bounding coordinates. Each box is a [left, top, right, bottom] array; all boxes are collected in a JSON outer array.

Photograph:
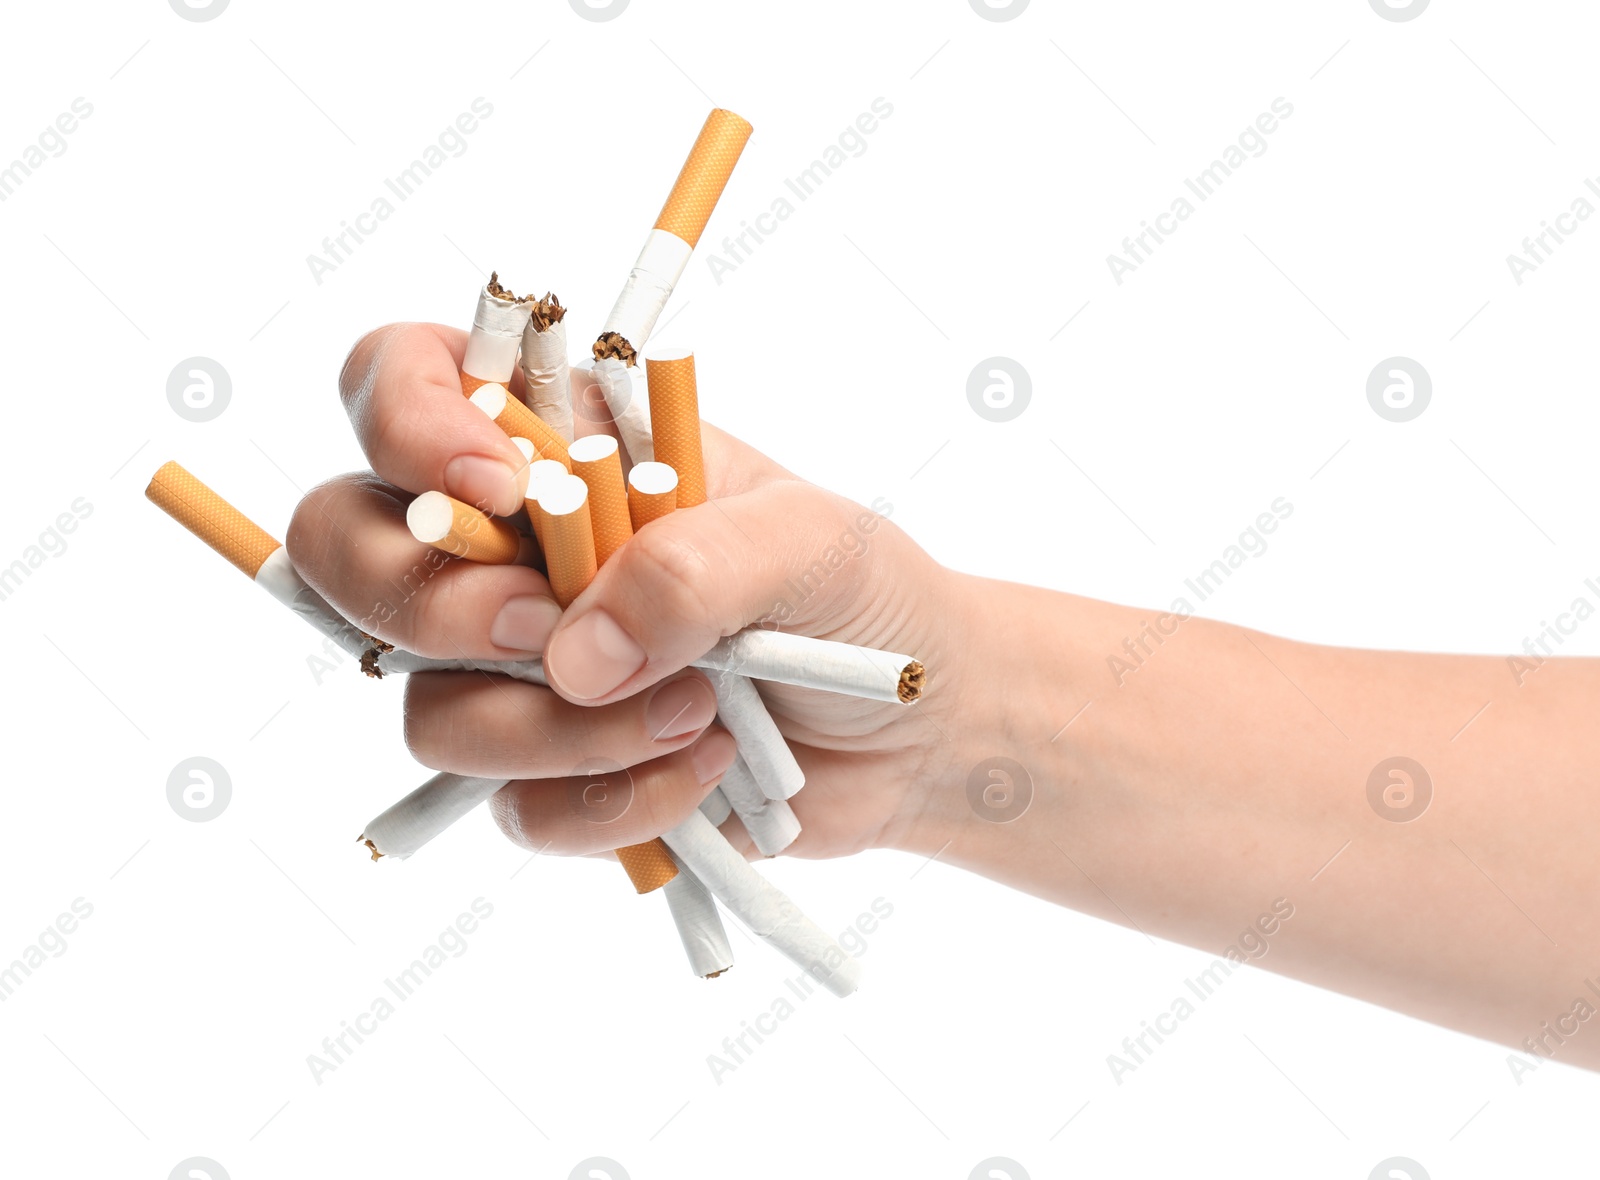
[[567, 435, 633, 568], [662, 856, 734, 979], [461, 275, 534, 396], [699, 630, 926, 705], [469, 381, 572, 470], [405, 492, 536, 565], [595, 109, 753, 366], [662, 810, 859, 998], [360, 771, 506, 860], [519, 292, 573, 441], [705, 667, 805, 801], [627, 461, 679, 532], [716, 751, 801, 856], [644, 349, 707, 508], [591, 358, 654, 465]]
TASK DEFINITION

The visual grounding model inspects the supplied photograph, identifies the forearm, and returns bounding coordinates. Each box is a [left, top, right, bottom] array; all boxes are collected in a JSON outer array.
[[900, 572, 1600, 1064]]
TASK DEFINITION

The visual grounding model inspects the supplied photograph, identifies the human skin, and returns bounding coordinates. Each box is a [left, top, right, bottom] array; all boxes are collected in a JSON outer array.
[[287, 321, 1600, 1070]]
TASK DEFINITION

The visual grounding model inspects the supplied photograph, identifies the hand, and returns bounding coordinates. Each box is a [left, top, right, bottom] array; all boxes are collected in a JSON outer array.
[[286, 322, 975, 862]]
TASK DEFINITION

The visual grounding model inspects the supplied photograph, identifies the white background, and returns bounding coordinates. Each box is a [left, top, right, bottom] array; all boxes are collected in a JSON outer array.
[[1, 0, 1597, 1176]]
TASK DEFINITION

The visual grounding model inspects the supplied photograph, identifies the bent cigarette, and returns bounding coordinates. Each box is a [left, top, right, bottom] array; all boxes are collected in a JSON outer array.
[[699, 785, 732, 827], [627, 461, 679, 532], [406, 491, 535, 565], [469, 382, 572, 470], [716, 752, 801, 856], [518, 293, 573, 441], [705, 668, 804, 801], [644, 349, 706, 509], [661, 810, 860, 998], [699, 630, 926, 705], [592, 357, 654, 465], [595, 110, 753, 365], [662, 857, 733, 979], [568, 434, 633, 568], [461, 275, 534, 396], [360, 771, 507, 860]]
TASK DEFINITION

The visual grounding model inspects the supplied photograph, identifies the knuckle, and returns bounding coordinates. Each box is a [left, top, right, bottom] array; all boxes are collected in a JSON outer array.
[[622, 526, 719, 630]]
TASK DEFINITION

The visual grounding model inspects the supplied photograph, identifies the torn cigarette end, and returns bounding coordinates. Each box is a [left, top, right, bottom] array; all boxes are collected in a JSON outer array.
[[898, 660, 926, 704], [359, 648, 387, 678], [485, 271, 532, 304], [528, 292, 566, 333], [360, 836, 382, 862], [655, 109, 754, 249], [592, 330, 637, 367], [145, 460, 282, 579], [615, 838, 680, 893], [705, 968, 729, 979]]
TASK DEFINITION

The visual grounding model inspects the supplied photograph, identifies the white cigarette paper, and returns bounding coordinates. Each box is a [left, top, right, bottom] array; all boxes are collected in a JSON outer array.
[[463, 279, 534, 385], [698, 630, 925, 705], [519, 304, 572, 441], [662, 811, 860, 998], [705, 668, 805, 801], [662, 857, 734, 978], [592, 356, 654, 464], [716, 752, 801, 856], [600, 229, 693, 360], [361, 771, 507, 860], [699, 785, 732, 827]]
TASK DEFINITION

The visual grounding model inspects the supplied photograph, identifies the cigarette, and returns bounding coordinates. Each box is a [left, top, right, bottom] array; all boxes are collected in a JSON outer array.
[[405, 491, 536, 565], [359, 771, 506, 860], [716, 751, 801, 856], [698, 630, 927, 705], [518, 292, 573, 441], [594, 110, 753, 366], [461, 274, 534, 396], [705, 667, 805, 801], [540, 472, 677, 893], [468, 382, 572, 470], [567, 435, 633, 568], [144, 460, 371, 659], [644, 349, 706, 508], [661, 810, 860, 998], [661, 858, 734, 979], [699, 785, 732, 827], [627, 461, 679, 532], [535, 474, 597, 610], [591, 357, 654, 465]]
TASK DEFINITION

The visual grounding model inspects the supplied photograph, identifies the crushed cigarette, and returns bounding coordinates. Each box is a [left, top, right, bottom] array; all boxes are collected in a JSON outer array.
[[461, 275, 534, 396], [662, 856, 734, 979], [716, 752, 801, 856], [520, 292, 573, 442]]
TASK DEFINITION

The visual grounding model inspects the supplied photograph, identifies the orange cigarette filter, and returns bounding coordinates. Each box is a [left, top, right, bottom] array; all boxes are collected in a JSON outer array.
[[655, 109, 754, 249], [539, 472, 677, 893], [406, 492, 530, 565], [627, 462, 680, 532], [145, 460, 279, 578], [469, 383, 572, 470], [645, 351, 706, 508], [568, 436, 633, 568]]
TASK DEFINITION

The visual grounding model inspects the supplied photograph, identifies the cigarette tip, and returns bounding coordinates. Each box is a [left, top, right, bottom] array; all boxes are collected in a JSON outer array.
[[360, 836, 382, 861], [897, 660, 926, 704], [704, 968, 730, 979]]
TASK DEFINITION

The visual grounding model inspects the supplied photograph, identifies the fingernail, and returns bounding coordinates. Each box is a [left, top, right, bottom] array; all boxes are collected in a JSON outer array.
[[547, 609, 646, 700], [645, 675, 717, 741], [444, 453, 522, 517], [691, 729, 738, 785], [489, 595, 563, 655]]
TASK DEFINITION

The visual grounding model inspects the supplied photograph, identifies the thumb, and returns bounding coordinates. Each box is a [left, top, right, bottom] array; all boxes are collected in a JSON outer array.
[[542, 480, 875, 704]]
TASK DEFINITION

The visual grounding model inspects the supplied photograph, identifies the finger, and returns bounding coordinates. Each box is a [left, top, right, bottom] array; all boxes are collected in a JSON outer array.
[[488, 727, 738, 855], [285, 472, 562, 658], [542, 480, 885, 703], [403, 667, 720, 777], [339, 322, 531, 516]]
